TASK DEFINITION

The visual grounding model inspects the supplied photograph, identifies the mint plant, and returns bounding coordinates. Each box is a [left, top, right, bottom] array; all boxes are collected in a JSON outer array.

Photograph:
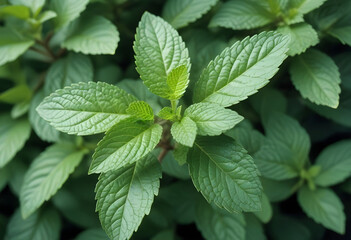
[[35, 12, 289, 239], [1, 0, 351, 239]]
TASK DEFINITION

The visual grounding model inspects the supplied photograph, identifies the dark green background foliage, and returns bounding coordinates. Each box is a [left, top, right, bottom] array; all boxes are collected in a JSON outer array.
[[0, 0, 351, 239]]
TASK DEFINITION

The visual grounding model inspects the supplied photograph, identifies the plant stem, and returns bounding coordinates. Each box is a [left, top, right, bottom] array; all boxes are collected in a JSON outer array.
[[171, 99, 177, 113]]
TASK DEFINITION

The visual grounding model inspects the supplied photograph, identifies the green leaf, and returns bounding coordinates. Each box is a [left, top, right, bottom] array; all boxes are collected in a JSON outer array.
[[134, 12, 190, 99], [253, 193, 272, 223], [29, 91, 61, 142], [161, 151, 190, 180], [95, 154, 161, 240], [288, 0, 327, 15], [195, 200, 246, 240], [166, 65, 189, 100], [193, 31, 289, 107], [20, 143, 87, 218], [172, 143, 189, 166], [261, 177, 296, 202], [9, 0, 45, 15], [245, 214, 266, 240], [290, 49, 341, 108], [314, 140, 351, 187], [44, 53, 93, 95], [62, 16, 119, 55], [157, 107, 176, 120], [162, 0, 218, 29], [188, 135, 262, 213], [254, 140, 299, 180], [50, 0, 89, 29], [298, 186, 345, 234], [90, 121, 162, 173], [263, 112, 310, 170], [126, 101, 154, 121], [0, 5, 31, 19], [209, 0, 274, 30], [327, 17, 351, 47], [37, 82, 137, 135], [75, 228, 109, 240], [185, 102, 243, 136], [5, 208, 61, 240], [0, 115, 31, 167], [36, 10, 57, 23], [11, 100, 30, 119], [0, 84, 32, 104], [277, 23, 319, 56], [0, 27, 34, 66], [0, 166, 10, 193], [171, 116, 197, 147]]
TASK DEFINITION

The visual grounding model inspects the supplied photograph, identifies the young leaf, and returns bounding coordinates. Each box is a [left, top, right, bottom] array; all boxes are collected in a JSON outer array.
[[277, 23, 319, 56], [134, 12, 190, 99], [62, 16, 119, 55], [193, 31, 289, 107], [288, 0, 327, 15], [50, 0, 89, 29], [20, 143, 87, 218], [9, 0, 45, 15], [90, 121, 162, 173], [298, 186, 345, 234], [37, 82, 137, 135], [29, 91, 61, 142], [172, 143, 189, 165], [126, 101, 154, 121], [166, 65, 189, 100], [162, 0, 218, 29], [0, 115, 31, 167], [0, 5, 31, 19], [157, 107, 176, 120], [314, 140, 351, 187], [188, 135, 262, 213], [290, 49, 341, 108], [209, 0, 274, 30], [171, 116, 197, 147], [0, 28, 34, 66], [195, 200, 246, 240], [5, 208, 61, 240], [255, 140, 299, 180], [185, 102, 243, 136], [95, 154, 161, 240], [263, 112, 310, 170], [44, 53, 93, 95]]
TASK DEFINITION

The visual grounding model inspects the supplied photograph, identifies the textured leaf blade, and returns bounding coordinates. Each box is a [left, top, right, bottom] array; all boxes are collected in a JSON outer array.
[[20, 143, 87, 218], [277, 23, 319, 56], [37, 82, 137, 135], [185, 102, 243, 136], [290, 49, 341, 108], [162, 0, 218, 29], [0, 114, 31, 167], [298, 187, 345, 234], [193, 31, 289, 107], [188, 135, 262, 213], [263, 112, 310, 170], [134, 12, 190, 99], [95, 154, 161, 240], [90, 121, 162, 173], [50, 0, 89, 29], [209, 0, 274, 30], [0, 27, 34, 66], [171, 116, 197, 147], [5, 208, 61, 240], [44, 53, 93, 95], [195, 200, 246, 240], [126, 101, 154, 121], [166, 65, 189, 100], [62, 16, 119, 55], [314, 140, 351, 187]]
